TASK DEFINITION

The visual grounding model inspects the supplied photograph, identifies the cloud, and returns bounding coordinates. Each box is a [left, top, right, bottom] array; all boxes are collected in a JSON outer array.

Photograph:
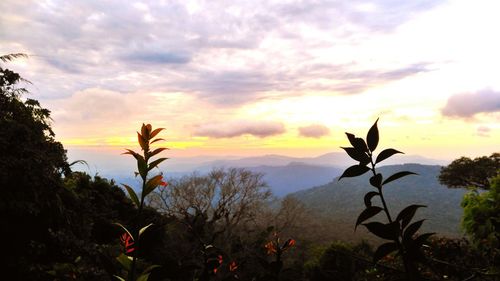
[[178, 70, 276, 105], [122, 51, 191, 65], [194, 120, 285, 138], [442, 89, 500, 118], [51, 88, 131, 122], [476, 126, 491, 137], [298, 124, 330, 138], [277, 0, 443, 32], [0, 1, 440, 101], [291, 62, 431, 95]]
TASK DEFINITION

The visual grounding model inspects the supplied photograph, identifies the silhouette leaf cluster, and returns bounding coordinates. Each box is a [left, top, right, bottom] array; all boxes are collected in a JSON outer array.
[[339, 119, 434, 280]]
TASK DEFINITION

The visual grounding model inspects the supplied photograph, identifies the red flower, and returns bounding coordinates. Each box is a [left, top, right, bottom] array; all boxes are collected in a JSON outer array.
[[211, 255, 223, 274], [229, 261, 238, 272], [282, 239, 296, 251], [265, 241, 277, 255], [157, 175, 168, 187], [120, 232, 135, 254]]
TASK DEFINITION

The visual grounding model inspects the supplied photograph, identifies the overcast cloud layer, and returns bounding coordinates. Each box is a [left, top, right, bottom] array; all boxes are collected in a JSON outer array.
[[1, 0, 499, 159], [1, 0, 441, 102]]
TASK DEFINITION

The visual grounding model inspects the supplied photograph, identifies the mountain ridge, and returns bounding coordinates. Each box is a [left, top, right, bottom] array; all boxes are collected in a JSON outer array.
[[289, 163, 466, 238]]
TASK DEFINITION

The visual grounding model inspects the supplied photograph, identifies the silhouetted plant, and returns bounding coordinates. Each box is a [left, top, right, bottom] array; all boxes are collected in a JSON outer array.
[[338, 119, 434, 280], [261, 232, 296, 280], [115, 123, 168, 281]]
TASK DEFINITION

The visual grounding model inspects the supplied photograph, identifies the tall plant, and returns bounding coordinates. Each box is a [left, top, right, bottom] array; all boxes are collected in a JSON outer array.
[[115, 124, 168, 281], [338, 119, 434, 280]]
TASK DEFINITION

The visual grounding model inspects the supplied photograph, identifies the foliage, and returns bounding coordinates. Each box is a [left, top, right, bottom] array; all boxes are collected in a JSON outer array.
[[261, 232, 296, 280], [338, 119, 434, 280], [439, 153, 499, 189], [117, 123, 169, 281], [0, 54, 75, 279], [461, 175, 500, 268]]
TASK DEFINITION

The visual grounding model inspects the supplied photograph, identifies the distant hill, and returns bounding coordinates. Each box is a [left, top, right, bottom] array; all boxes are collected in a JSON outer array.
[[247, 163, 343, 196], [192, 152, 447, 172], [290, 164, 466, 238], [112, 162, 342, 197]]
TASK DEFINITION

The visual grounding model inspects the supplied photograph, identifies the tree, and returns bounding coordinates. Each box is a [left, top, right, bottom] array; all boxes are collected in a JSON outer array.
[[0, 54, 76, 279], [439, 153, 500, 189], [460, 174, 500, 269], [151, 167, 272, 243], [440, 154, 500, 275]]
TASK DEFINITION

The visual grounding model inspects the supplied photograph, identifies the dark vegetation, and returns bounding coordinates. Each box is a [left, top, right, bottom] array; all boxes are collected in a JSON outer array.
[[1, 55, 499, 280]]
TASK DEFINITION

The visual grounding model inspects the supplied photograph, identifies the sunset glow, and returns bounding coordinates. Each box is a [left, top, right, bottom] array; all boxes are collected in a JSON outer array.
[[1, 0, 499, 163]]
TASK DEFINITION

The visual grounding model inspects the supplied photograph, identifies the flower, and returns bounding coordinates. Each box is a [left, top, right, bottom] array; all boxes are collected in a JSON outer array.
[[282, 239, 296, 251], [265, 241, 277, 255], [120, 232, 135, 254], [212, 255, 223, 274], [229, 261, 238, 272]]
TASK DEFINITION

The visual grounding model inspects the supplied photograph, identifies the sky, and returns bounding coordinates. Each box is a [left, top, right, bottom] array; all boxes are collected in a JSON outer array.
[[1, 0, 499, 167]]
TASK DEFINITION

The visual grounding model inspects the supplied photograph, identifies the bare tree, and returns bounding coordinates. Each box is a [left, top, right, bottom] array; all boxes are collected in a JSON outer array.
[[150, 167, 272, 242]]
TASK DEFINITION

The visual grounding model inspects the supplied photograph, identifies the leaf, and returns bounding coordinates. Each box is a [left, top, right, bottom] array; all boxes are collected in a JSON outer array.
[[366, 118, 379, 152], [373, 242, 399, 263], [113, 275, 126, 281], [122, 184, 140, 207], [341, 147, 369, 163], [150, 138, 165, 144], [144, 174, 165, 196], [364, 191, 379, 208], [363, 221, 400, 240], [136, 273, 151, 281], [148, 157, 168, 171], [403, 219, 425, 241], [345, 133, 368, 153], [142, 265, 161, 275], [138, 132, 148, 151], [413, 232, 435, 246], [396, 205, 426, 230], [375, 148, 403, 164], [338, 165, 370, 181], [113, 223, 134, 240], [369, 173, 383, 188], [138, 157, 148, 179], [123, 149, 140, 160], [116, 253, 132, 271], [346, 133, 356, 146], [149, 147, 168, 159], [0, 53, 28, 63], [355, 206, 383, 230], [382, 171, 418, 186], [139, 223, 154, 237], [149, 128, 164, 139]]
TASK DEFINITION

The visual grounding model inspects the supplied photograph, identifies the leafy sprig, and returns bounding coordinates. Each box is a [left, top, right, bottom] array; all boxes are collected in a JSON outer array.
[[339, 119, 434, 279]]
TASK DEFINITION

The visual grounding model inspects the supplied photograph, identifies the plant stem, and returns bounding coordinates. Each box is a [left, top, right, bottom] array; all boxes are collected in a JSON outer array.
[[129, 159, 148, 281], [369, 153, 412, 280]]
